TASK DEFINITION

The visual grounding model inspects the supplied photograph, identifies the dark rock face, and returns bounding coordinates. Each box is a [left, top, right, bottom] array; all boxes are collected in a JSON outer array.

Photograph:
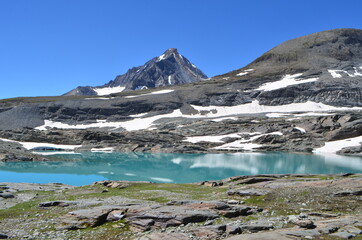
[[64, 48, 207, 96]]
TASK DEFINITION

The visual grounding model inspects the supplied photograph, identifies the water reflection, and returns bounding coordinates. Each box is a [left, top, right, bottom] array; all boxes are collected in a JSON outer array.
[[0, 152, 361, 186]]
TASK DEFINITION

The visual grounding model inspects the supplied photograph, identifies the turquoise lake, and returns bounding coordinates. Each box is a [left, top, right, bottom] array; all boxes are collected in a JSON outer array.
[[0, 152, 362, 186]]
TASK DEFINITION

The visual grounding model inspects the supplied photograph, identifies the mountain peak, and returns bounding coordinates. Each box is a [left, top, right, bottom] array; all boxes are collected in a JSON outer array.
[[157, 48, 181, 62], [64, 48, 207, 96]]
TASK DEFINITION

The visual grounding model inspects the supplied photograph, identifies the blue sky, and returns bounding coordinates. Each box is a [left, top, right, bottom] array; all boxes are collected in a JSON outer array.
[[0, 0, 361, 99]]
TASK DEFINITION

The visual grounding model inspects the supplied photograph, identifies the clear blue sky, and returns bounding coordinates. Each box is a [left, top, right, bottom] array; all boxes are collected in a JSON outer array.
[[1, 0, 361, 99]]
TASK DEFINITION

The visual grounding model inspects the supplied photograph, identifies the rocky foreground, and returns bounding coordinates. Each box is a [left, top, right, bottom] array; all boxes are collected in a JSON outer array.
[[0, 174, 361, 239]]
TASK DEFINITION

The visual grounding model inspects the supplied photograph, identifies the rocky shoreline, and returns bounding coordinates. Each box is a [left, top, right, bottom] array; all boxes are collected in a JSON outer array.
[[1, 111, 362, 163], [0, 174, 361, 239]]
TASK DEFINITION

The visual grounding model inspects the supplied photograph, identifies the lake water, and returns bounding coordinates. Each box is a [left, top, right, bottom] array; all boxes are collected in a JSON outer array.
[[0, 152, 362, 186]]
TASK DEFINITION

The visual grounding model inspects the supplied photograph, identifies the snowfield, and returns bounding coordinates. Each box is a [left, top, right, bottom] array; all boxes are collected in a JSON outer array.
[[93, 86, 125, 96], [255, 73, 318, 91]]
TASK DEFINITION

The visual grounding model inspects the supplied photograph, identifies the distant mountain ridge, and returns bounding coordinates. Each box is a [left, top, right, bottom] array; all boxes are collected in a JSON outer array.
[[64, 48, 208, 96]]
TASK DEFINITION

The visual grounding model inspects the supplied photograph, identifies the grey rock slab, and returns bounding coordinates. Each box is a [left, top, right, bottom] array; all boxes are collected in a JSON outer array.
[[330, 231, 356, 239], [138, 232, 190, 240], [334, 190, 362, 196], [290, 219, 316, 229], [284, 229, 321, 237], [342, 226, 362, 235], [57, 206, 125, 230], [0, 193, 14, 199], [227, 188, 269, 196], [240, 224, 274, 233], [127, 205, 219, 226], [130, 219, 155, 232], [226, 225, 242, 234], [193, 224, 226, 239], [39, 201, 78, 207], [224, 231, 290, 240]]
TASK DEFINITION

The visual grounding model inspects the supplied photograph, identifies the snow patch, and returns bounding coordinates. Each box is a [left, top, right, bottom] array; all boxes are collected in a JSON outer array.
[[209, 117, 238, 122], [0, 138, 81, 151], [168, 76, 172, 85], [237, 69, 254, 76], [124, 89, 174, 98], [213, 132, 282, 151], [256, 74, 318, 91], [157, 54, 166, 61], [313, 135, 362, 154], [328, 67, 362, 78], [294, 127, 306, 133], [93, 86, 125, 96], [190, 100, 362, 118]]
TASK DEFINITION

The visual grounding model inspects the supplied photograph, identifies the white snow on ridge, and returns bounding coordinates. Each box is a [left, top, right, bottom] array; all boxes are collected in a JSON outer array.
[[157, 54, 166, 61], [256, 74, 318, 91], [0, 138, 81, 151], [93, 86, 125, 96], [237, 69, 254, 76], [190, 100, 362, 118], [124, 89, 174, 98], [35, 100, 362, 132], [328, 67, 362, 78], [313, 135, 362, 154], [213, 132, 282, 151]]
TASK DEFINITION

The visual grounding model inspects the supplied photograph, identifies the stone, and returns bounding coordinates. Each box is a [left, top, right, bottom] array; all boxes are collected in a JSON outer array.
[[193, 225, 226, 239], [138, 232, 190, 240], [0, 234, 8, 239], [226, 224, 242, 234], [240, 224, 273, 233], [0, 193, 14, 199], [284, 229, 321, 238], [342, 226, 362, 235], [130, 219, 155, 232], [127, 205, 219, 231], [330, 231, 356, 239], [227, 200, 240, 205], [224, 231, 290, 240], [227, 188, 269, 196], [106, 209, 127, 221], [56, 206, 121, 230], [39, 201, 78, 207], [291, 219, 316, 229], [237, 177, 275, 184], [334, 190, 362, 196], [219, 206, 257, 218], [308, 212, 339, 218]]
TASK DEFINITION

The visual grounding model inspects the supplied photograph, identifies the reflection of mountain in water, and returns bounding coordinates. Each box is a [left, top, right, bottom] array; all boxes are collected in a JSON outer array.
[[0, 152, 361, 185]]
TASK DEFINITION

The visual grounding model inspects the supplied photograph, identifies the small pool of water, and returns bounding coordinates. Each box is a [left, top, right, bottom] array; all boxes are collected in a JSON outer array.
[[0, 152, 361, 186]]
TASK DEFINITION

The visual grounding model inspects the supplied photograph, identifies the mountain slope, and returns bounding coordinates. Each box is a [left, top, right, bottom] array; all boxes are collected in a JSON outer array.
[[64, 48, 207, 96], [1, 28, 362, 156]]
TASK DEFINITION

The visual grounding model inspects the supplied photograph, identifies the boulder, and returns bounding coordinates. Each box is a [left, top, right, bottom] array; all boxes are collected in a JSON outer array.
[[39, 201, 78, 208], [56, 206, 123, 230], [0, 193, 14, 199], [138, 232, 190, 240]]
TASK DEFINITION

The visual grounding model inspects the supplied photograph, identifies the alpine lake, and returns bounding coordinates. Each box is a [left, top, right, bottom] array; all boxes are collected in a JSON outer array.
[[0, 152, 362, 186]]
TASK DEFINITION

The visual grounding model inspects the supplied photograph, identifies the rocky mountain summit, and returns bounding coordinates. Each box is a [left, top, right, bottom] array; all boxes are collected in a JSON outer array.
[[0, 28, 362, 158], [64, 48, 208, 96]]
